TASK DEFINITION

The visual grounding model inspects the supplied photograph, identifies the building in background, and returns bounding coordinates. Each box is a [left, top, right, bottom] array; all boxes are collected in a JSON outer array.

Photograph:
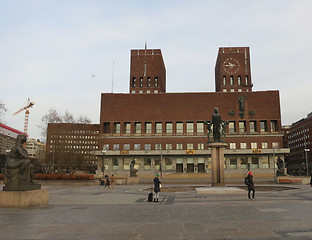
[[93, 47, 289, 176], [286, 113, 312, 175], [0, 123, 26, 170], [46, 123, 99, 174]]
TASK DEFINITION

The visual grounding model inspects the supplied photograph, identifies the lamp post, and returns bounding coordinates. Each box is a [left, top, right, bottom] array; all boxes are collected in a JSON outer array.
[[273, 147, 276, 182], [102, 150, 107, 177], [304, 131, 310, 176]]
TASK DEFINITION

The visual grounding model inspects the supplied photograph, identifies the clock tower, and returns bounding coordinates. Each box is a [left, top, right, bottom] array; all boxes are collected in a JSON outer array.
[[215, 47, 253, 92]]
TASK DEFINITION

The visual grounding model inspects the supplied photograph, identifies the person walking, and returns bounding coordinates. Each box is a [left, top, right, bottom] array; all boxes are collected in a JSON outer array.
[[110, 174, 115, 189], [104, 175, 111, 189], [246, 171, 255, 200], [153, 174, 161, 202]]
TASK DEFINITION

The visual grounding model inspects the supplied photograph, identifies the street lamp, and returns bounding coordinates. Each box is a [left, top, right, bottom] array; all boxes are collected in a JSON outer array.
[[304, 148, 310, 176], [102, 149, 107, 177]]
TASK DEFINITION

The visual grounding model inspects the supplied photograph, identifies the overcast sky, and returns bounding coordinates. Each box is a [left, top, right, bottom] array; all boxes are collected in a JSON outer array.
[[1, 0, 312, 140]]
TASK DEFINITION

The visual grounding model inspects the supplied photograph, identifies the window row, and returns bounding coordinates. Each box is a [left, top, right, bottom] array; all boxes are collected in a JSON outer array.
[[132, 77, 158, 88], [102, 142, 279, 151], [222, 75, 249, 86], [103, 120, 279, 135]]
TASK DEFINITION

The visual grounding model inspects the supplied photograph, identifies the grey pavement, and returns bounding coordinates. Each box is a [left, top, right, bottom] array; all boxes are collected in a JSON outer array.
[[1, 183, 312, 240]]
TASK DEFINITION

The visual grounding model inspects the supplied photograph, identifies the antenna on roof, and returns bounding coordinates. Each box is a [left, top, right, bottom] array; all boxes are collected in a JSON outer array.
[[112, 60, 115, 93], [145, 42, 147, 55]]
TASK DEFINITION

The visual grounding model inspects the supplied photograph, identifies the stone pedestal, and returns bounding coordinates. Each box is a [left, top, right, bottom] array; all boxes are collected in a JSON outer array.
[[207, 142, 228, 187], [0, 189, 49, 208], [126, 177, 140, 185]]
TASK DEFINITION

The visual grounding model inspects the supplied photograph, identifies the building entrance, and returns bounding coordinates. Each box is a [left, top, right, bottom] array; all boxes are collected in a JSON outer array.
[[187, 158, 194, 172]]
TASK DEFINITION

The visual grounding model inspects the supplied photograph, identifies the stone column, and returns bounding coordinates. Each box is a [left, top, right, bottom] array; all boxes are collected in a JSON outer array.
[[207, 142, 228, 187]]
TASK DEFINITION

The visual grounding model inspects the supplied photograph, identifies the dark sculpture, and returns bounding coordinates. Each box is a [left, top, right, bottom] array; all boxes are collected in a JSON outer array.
[[204, 107, 228, 142], [238, 95, 246, 119], [276, 157, 286, 176], [3, 134, 41, 191], [130, 159, 138, 177]]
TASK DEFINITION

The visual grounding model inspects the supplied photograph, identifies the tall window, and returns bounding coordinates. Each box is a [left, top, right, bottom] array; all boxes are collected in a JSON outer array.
[[155, 143, 162, 150], [113, 144, 119, 150], [240, 157, 248, 168], [262, 142, 268, 149], [113, 122, 120, 134], [230, 143, 236, 149], [123, 144, 130, 150], [186, 122, 193, 134], [103, 144, 109, 150], [135, 122, 141, 134], [239, 121, 246, 133], [271, 120, 278, 132], [145, 144, 151, 150], [145, 122, 152, 134], [198, 143, 204, 150], [166, 144, 172, 150], [229, 121, 236, 133], [134, 144, 140, 150], [155, 122, 162, 134], [176, 143, 183, 150], [147, 77, 151, 87], [272, 142, 279, 148], [230, 76, 234, 85], [187, 143, 193, 150], [251, 142, 257, 149], [176, 122, 183, 134], [197, 122, 204, 134], [230, 157, 237, 169], [223, 76, 226, 86], [124, 122, 131, 134], [240, 143, 247, 149], [245, 75, 248, 85], [238, 76, 241, 85], [166, 122, 173, 134], [249, 121, 257, 133], [144, 158, 151, 170], [140, 77, 143, 87], [103, 122, 110, 133], [260, 121, 267, 133], [132, 77, 136, 87], [154, 77, 158, 87], [252, 157, 259, 168]]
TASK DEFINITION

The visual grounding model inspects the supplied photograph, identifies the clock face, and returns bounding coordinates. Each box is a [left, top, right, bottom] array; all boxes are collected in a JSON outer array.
[[223, 58, 240, 74]]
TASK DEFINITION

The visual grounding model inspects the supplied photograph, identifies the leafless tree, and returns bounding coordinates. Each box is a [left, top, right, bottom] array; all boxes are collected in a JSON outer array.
[[38, 108, 91, 141]]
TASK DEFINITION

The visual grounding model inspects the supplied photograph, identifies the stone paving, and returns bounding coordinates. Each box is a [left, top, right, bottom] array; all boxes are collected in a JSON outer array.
[[1, 183, 312, 240]]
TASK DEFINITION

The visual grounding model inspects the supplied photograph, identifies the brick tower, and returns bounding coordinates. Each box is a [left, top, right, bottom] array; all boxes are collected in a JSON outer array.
[[129, 46, 166, 94], [215, 47, 253, 92]]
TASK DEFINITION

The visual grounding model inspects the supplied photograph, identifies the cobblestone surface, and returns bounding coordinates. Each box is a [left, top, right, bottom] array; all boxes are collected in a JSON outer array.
[[1, 183, 312, 239]]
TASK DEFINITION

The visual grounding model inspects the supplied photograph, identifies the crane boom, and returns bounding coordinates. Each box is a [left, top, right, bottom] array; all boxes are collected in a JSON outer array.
[[13, 98, 35, 134]]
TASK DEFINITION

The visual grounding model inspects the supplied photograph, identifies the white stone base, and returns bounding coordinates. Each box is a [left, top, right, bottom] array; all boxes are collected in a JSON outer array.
[[196, 187, 245, 194], [0, 189, 49, 207]]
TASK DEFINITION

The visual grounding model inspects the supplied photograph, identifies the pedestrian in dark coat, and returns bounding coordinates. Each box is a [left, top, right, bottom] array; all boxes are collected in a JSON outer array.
[[247, 172, 255, 200], [153, 174, 161, 202]]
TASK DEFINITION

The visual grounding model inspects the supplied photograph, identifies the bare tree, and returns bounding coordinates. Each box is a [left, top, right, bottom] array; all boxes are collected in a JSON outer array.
[[38, 108, 91, 141]]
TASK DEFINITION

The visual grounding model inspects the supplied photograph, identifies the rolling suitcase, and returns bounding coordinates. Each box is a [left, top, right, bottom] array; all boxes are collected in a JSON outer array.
[[148, 186, 153, 202]]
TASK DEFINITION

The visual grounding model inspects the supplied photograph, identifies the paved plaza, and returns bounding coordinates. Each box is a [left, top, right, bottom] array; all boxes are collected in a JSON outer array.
[[1, 182, 312, 240]]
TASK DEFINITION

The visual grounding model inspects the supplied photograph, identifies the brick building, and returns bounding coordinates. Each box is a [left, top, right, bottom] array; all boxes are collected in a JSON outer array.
[[286, 113, 312, 174], [46, 123, 99, 173], [94, 47, 289, 176]]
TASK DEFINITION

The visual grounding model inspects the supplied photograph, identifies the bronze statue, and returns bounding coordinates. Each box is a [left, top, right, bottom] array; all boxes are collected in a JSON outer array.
[[130, 159, 138, 177], [3, 134, 40, 191], [204, 107, 228, 142]]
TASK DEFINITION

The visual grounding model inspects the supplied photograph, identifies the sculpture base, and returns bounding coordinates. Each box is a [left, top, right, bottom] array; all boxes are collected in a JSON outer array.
[[0, 189, 49, 207], [207, 142, 228, 187], [3, 183, 41, 191], [126, 177, 140, 184]]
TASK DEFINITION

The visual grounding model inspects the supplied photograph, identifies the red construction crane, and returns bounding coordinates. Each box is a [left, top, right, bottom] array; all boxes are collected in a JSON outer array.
[[13, 98, 35, 134]]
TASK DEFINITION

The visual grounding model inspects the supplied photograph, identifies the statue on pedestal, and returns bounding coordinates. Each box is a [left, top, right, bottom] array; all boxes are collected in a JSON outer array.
[[204, 107, 228, 142], [3, 134, 41, 191], [129, 160, 138, 177]]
